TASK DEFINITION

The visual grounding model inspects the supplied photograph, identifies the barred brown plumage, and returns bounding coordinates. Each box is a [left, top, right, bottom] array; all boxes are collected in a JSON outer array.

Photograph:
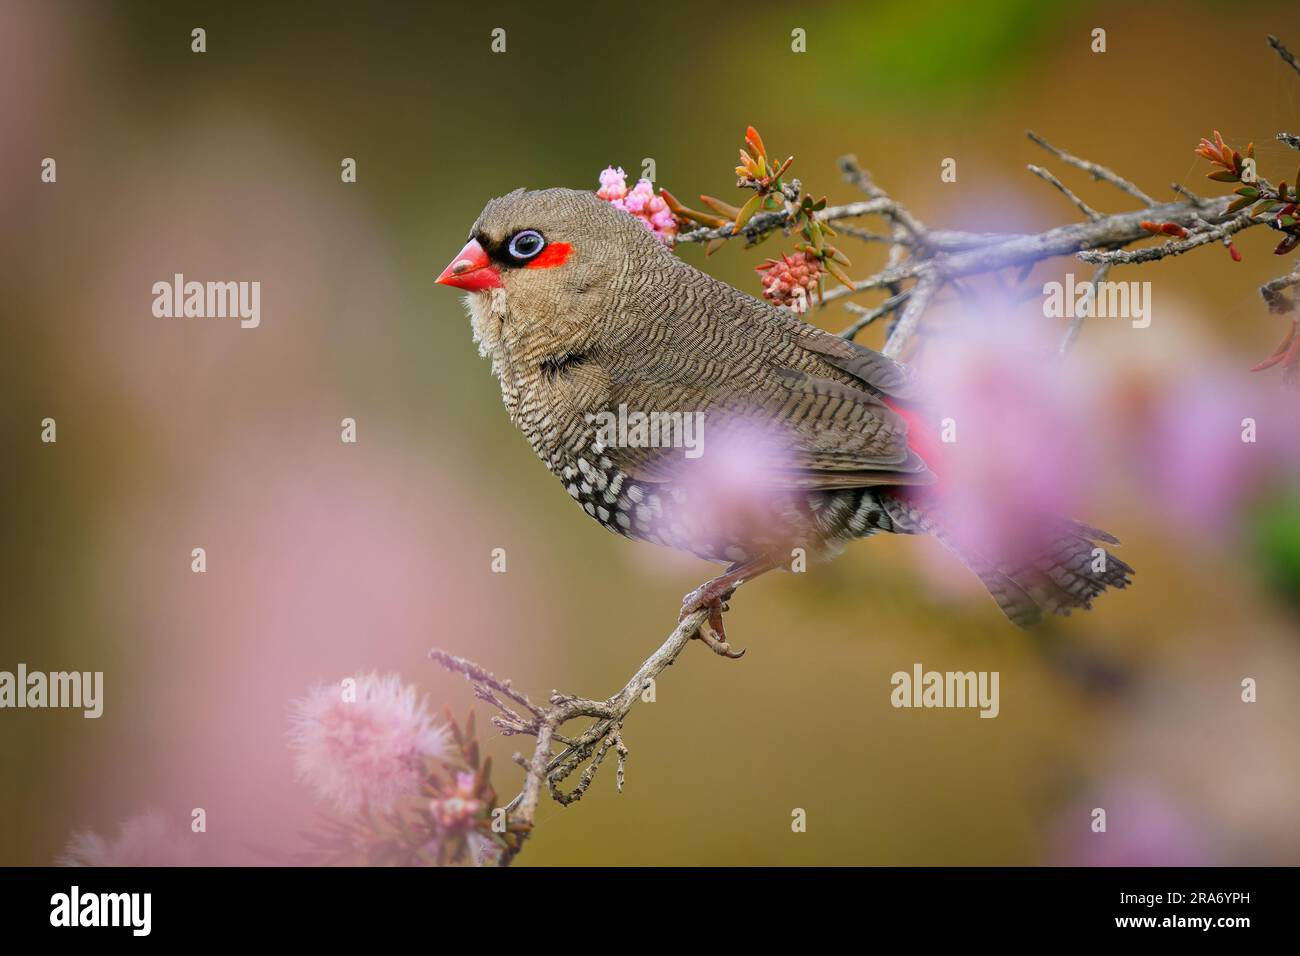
[[437, 187, 1133, 639]]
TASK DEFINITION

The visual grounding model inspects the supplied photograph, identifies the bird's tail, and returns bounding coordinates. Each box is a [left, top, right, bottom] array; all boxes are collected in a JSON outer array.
[[878, 492, 1134, 628]]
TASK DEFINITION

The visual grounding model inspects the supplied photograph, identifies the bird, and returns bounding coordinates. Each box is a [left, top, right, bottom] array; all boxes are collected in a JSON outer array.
[[436, 187, 1132, 654]]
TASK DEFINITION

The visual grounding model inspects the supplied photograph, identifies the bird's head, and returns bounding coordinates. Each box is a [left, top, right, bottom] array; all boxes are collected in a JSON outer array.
[[436, 187, 672, 365]]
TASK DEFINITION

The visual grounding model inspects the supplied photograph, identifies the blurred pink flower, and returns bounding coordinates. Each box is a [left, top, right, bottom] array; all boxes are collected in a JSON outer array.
[[428, 771, 483, 832], [467, 832, 504, 867], [922, 336, 1091, 568], [1133, 370, 1300, 537], [288, 672, 450, 814], [667, 417, 805, 558], [1049, 781, 1215, 866], [597, 167, 677, 243], [58, 811, 203, 867]]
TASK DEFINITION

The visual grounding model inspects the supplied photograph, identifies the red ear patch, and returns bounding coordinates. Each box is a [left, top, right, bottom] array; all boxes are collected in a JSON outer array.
[[526, 242, 573, 269]]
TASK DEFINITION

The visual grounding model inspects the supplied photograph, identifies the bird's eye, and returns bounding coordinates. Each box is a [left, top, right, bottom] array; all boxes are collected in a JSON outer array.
[[507, 229, 546, 261]]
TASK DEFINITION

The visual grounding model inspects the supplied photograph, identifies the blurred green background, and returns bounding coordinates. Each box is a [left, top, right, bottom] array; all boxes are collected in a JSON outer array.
[[3, 0, 1299, 866]]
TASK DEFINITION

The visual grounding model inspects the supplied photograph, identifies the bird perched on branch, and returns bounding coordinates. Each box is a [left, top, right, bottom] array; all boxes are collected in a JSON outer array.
[[437, 188, 1132, 654]]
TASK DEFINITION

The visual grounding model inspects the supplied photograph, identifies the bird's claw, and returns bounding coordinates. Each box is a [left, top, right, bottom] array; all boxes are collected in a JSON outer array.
[[680, 586, 745, 660], [698, 612, 746, 659]]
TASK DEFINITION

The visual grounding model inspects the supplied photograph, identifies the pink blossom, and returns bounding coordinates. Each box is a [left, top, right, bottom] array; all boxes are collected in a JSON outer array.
[[1049, 781, 1215, 866], [288, 672, 450, 814], [596, 168, 677, 243], [428, 771, 483, 831], [596, 166, 628, 202], [757, 252, 822, 313], [58, 811, 203, 867]]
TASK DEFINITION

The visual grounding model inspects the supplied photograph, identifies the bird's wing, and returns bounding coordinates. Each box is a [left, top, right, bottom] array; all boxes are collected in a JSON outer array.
[[587, 258, 938, 490], [795, 330, 924, 402]]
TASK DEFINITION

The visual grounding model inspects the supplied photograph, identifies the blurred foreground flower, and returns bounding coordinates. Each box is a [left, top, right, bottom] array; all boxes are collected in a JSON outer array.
[[1050, 782, 1215, 866], [286, 673, 521, 866], [1133, 370, 1300, 538], [922, 334, 1092, 571], [288, 672, 450, 814], [58, 811, 203, 867]]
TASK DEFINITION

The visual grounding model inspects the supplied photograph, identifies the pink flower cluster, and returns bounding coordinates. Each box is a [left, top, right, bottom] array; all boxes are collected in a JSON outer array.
[[58, 811, 205, 867], [428, 771, 484, 832], [288, 672, 450, 815], [756, 252, 822, 313], [597, 167, 677, 244]]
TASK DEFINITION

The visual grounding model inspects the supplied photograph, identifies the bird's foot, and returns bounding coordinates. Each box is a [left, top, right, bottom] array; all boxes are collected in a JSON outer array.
[[680, 579, 745, 660]]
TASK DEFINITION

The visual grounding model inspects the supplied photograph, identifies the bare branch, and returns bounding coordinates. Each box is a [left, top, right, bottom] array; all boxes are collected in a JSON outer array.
[[883, 269, 941, 358], [839, 154, 930, 244], [1058, 263, 1112, 356], [1261, 263, 1300, 315], [674, 198, 892, 245], [1269, 34, 1300, 77], [430, 607, 711, 865], [840, 289, 912, 339], [428, 648, 543, 723], [821, 262, 926, 305], [1078, 211, 1253, 265], [1027, 130, 1157, 206], [821, 196, 1240, 307], [1028, 163, 1103, 220]]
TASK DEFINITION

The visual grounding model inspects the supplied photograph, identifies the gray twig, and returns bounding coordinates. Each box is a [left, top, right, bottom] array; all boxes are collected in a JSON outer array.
[[674, 198, 892, 245], [1078, 211, 1254, 265], [1028, 164, 1103, 220], [1261, 264, 1300, 315], [840, 289, 913, 339], [1058, 263, 1112, 356], [884, 269, 941, 358], [430, 607, 710, 865], [1269, 34, 1300, 77], [1027, 130, 1157, 206]]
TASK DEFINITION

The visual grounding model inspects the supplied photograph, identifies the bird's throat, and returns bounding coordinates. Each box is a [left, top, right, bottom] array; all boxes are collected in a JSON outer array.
[[464, 287, 510, 361]]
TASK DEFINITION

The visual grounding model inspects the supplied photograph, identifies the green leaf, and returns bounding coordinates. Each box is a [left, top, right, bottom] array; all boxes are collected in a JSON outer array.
[[733, 193, 763, 231], [824, 259, 856, 291]]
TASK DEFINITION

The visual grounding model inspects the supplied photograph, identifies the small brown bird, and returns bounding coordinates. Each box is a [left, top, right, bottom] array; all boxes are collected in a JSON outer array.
[[437, 188, 1131, 651]]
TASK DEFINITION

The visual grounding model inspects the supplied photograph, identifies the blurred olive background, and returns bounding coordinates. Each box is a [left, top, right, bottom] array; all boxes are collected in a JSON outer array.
[[3, 0, 1299, 866]]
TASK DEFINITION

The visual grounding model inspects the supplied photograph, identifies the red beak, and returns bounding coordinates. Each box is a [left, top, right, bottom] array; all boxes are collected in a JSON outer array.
[[436, 238, 502, 291]]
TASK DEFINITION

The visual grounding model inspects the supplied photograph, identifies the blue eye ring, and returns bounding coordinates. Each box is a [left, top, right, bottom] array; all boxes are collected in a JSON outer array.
[[508, 229, 546, 260]]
